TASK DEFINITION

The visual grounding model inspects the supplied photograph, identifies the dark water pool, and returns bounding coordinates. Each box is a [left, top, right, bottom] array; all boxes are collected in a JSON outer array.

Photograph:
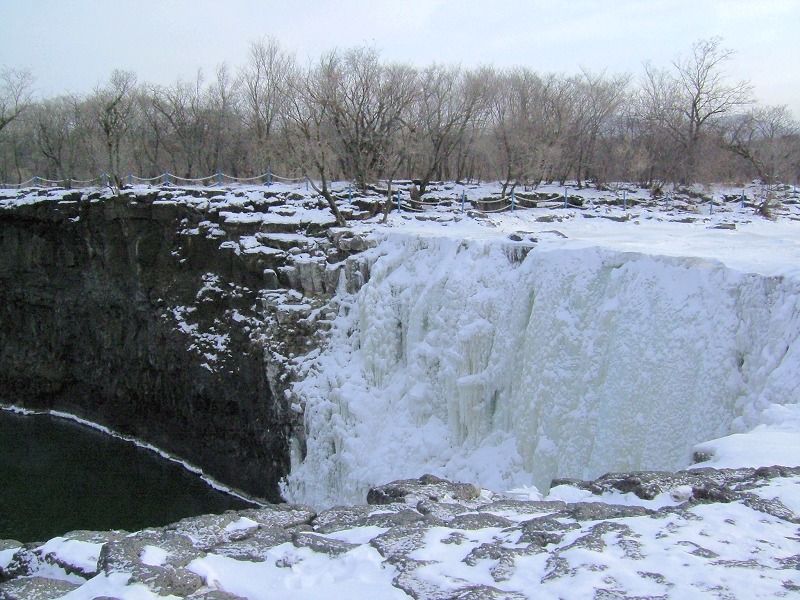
[[0, 409, 256, 543]]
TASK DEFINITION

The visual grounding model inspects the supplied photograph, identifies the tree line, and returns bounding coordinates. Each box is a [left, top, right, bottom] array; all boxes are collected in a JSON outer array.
[[1, 37, 798, 200]]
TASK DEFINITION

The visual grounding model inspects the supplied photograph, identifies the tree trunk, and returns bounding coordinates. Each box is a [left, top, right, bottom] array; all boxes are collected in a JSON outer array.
[[308, 173, 346, 227]]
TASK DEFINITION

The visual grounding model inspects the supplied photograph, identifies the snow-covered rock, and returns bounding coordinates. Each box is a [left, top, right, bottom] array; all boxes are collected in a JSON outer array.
[[2, 470, 798, 599]]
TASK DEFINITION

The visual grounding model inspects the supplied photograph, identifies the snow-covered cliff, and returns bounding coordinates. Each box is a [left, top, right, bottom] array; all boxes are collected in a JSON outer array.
[[3, 182, 800, 599]]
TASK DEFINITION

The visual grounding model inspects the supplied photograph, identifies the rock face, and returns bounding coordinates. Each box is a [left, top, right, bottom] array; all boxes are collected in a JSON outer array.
[[0, 187, 376, 500]]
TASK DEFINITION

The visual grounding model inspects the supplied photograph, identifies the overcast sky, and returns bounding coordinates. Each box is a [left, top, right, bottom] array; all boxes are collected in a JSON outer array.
[[2, 0, 798, 116]]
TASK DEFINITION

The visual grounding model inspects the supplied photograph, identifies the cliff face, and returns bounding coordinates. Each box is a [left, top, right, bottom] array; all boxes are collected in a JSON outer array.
[[0, 188, 374, 501]]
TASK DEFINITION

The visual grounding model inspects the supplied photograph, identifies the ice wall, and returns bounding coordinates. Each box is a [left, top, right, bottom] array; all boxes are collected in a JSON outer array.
[[282, 234, 800, 507]]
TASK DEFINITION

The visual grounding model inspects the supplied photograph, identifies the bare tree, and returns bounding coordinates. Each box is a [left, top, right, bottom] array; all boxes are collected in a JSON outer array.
[[632, 39, 753, 185], [202, 63, 245, 175], [0, 114, 32, 183], [281, 54, 346, 226], [0, 67, 34, 133], [538, 74, 580, 185], [0, 67, 35, 182], [131, 89, 168, 177], [380, 106, 419, 222], [672, 37, 753, 182], [150, 71, 209, 178], [487, 68, 531, 197], [0, 38, 785, 190], [628, 64, 685, 185], [563, 69, 630, 187], [92, 69, 137, 185], [724, 105, 799, 184], [240, 37, 294, 175], [409, 64, 491, 195], [487, 69, 571, 195], [32, 96, 83, 183], [322, 47, 418, 189]]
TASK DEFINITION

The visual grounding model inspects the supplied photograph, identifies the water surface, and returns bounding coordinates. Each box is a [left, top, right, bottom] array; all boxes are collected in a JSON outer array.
[[0, 409, 255, 543]]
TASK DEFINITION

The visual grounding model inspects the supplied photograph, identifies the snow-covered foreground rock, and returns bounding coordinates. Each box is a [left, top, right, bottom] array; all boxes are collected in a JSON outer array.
[[2, 471, 799, 599]]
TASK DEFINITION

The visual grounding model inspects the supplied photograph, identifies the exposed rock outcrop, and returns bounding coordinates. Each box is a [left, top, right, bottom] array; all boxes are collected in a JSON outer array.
[[0, 187, 377, 501]]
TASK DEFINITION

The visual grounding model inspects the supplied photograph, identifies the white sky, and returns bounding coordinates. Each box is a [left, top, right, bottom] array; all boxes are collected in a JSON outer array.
[[2, 0, 799, 116]]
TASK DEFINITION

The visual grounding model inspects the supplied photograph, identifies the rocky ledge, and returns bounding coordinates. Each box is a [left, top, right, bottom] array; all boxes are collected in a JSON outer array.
[[2, 468, 799, 599]]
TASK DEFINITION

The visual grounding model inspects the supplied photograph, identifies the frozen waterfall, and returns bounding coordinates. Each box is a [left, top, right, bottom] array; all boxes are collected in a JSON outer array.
[[282, 234, 800, 508]]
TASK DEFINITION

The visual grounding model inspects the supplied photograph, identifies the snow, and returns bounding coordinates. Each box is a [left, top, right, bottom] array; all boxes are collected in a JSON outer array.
[[36, 537, 102, 577], [188, 544, 408, 599], [0, 547, 17, 571], [139, 545, 170, 567], [59, 572, 180, 599], [691, 402, 800, 469], [220, 206, 335, 226], [751, 477, 800, 514], [224, 517, 260, 533], [240, 235, 284, 255], [324, 525, 390, 545], [546, 484, 686, 510]]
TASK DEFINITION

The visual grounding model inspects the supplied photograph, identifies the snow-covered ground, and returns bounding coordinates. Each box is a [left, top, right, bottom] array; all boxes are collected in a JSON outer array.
[[1, 180, 799, 598]]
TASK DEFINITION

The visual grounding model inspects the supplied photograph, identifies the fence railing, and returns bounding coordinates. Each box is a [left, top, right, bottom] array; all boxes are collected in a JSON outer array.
[[0, 169, 307, 190]]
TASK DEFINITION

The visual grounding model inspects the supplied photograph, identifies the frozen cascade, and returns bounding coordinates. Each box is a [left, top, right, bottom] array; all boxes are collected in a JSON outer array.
[[282, 233, 800, 508]]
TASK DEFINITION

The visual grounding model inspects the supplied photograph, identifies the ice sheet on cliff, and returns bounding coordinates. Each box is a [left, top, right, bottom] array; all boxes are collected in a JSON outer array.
[[283, 227, 800, 508]]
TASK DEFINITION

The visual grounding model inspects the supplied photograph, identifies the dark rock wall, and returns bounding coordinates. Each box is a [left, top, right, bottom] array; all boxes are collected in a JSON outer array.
[[0, 193, 311, 502]]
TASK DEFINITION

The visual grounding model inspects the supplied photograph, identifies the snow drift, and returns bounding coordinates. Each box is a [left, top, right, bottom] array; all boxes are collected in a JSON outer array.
[[283, 233, 800, 507]]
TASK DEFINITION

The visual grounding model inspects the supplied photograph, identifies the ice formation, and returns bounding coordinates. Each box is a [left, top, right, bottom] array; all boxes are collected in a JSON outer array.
[[283, 233, 800, 508]]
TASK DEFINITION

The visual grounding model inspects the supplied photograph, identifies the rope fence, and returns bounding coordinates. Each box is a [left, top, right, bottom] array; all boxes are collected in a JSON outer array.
[[130, 174, 163, 184], [220, 173, 264, 184], [69, 176, 104, 185], [271, 173, 305, 183], [0, 169, 309, 190]]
